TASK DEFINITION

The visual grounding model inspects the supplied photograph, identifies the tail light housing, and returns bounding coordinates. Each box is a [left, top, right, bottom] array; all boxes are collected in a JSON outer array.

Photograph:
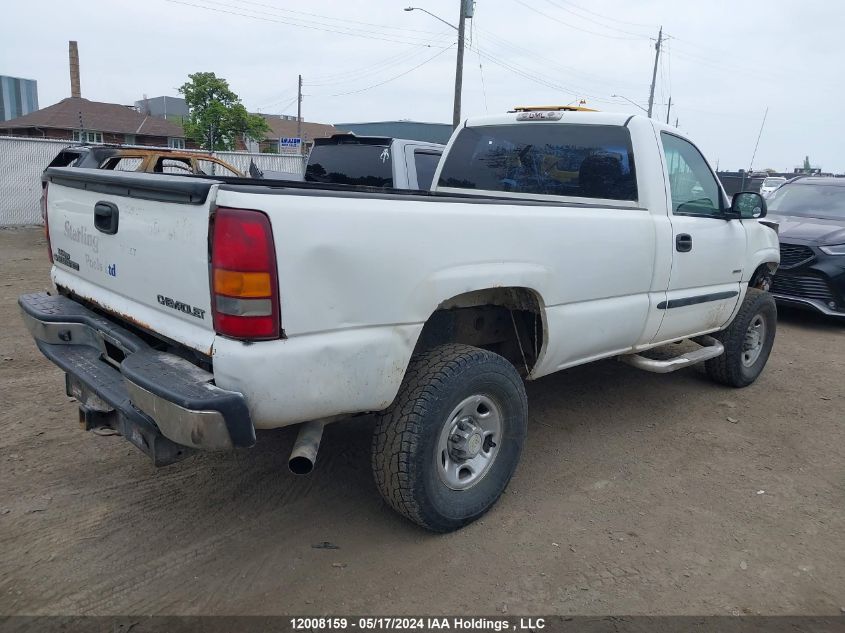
[[41, 183, 53, 263], [210, 207, 281, 340]]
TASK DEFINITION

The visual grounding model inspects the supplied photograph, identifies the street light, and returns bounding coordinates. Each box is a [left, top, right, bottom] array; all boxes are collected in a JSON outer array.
[[405, 2, 472, 129], [611, 94, 648, 114], [404, 7, 457, 30]]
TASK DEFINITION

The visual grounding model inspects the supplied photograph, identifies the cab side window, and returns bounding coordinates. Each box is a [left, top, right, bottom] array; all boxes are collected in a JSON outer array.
[[661, 132, 723, 217], [413, 151, 441, 190]]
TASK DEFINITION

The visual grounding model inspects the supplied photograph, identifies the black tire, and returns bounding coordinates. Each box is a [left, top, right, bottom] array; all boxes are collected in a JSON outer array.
[[705, 288, 777, 388], [372, 344, 528, 532]]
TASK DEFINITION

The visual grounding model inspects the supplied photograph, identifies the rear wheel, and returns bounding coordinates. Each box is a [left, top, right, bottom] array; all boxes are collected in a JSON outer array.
[[372, 344, 527, 532], [705, 288, 777, 388]]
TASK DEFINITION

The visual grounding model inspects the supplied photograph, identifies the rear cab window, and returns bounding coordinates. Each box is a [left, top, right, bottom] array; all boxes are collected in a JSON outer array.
[[437, 123, 637, 201], [306, 143, 393, 187]]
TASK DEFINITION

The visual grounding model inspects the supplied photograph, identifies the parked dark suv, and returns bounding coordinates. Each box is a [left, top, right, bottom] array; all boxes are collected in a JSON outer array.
[[767, 177, 845, 317]]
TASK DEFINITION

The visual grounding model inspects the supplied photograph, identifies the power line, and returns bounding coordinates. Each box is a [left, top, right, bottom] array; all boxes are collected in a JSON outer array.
[[304, 36, 455, 86], [314, 45, 456, 98], [470, 16, 489, 114], [162, 0, 447, 46], [200, 0, 443, 43], [471, 43, 617, 104], [666, 36, 673, 97], [511, 0, 645, 41], [227, 0, 443, 36], [669, 35, 804, 76], [550, 0, 656, 28], [258, 94, 299, 113], [538, 0, 653, 38], [670, 48, 774, 80], [748, 107, 769, 172], [474, 25, 643, 91]]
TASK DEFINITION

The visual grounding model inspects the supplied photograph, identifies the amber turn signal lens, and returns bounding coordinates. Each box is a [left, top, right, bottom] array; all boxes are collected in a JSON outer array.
[[213, 269, 272, 298]]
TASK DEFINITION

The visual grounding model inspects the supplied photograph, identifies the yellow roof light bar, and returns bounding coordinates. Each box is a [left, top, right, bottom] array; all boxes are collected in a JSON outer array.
[[512, 105, 597, 112]]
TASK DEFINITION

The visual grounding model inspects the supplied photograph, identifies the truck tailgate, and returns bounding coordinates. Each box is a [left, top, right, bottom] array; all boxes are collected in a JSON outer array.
[[44, 168, 218, 353]]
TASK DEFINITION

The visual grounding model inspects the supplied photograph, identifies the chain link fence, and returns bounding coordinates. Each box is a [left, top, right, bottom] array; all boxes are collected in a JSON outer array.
[[0, 136, 305, 226]]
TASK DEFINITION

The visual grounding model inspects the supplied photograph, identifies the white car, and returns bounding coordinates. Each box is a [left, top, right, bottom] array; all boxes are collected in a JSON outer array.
[[760, 176, 787, 197], [21, 107, 780, 532]]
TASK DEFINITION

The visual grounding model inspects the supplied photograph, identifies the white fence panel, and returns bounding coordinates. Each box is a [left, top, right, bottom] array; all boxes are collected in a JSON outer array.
[[215, 151, 303, 177], [0, 137, 74, 225], [0, 137, 306, 226]]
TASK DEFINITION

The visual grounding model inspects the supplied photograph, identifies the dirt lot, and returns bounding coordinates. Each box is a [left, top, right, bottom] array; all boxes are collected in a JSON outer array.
[[1, 226, 843, 616]]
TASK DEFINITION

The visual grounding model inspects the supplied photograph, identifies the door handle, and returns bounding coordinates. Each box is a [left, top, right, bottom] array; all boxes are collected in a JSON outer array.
[[94, 201, 119, 235], [676, 233, 693, 252]]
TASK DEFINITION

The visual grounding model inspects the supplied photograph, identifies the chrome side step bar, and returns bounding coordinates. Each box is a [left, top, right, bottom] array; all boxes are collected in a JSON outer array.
[[619, 335, 724, 374]]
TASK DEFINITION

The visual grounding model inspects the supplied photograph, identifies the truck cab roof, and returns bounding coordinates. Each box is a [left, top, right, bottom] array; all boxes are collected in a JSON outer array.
[[463, 110, 638, 128]]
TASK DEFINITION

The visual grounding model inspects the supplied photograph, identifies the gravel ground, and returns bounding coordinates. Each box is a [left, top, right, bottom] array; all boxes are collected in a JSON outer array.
[[1, 226, 843, 616]]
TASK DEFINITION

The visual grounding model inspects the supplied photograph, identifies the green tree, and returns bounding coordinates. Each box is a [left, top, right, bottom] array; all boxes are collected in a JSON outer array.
[[178, 72, 269, 151]]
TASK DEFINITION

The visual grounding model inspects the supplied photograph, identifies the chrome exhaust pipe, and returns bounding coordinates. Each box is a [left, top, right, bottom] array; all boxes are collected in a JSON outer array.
[[288, 420, 325, 475]]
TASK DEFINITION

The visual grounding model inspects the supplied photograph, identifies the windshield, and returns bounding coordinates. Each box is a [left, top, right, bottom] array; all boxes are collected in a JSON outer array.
[[767, 183, 845, 219], [762, 178, 785, 187], [306, 144, 393, 187]]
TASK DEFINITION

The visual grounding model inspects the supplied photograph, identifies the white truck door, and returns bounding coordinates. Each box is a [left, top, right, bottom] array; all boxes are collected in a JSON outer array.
[[652, 131, 746, 342]]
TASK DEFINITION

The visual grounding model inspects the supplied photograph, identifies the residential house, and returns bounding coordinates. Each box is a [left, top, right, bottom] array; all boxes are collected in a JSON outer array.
[[0, 96, 189, 148], [248, 113, 344, 153]]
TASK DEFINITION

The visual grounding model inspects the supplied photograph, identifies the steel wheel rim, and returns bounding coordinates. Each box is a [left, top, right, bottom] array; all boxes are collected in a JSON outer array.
[[742, 313, 767, 367], [436, 394, 503, 491]]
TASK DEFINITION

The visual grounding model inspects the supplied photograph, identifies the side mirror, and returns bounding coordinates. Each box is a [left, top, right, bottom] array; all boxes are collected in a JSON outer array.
[[731, 191, 767, 219]]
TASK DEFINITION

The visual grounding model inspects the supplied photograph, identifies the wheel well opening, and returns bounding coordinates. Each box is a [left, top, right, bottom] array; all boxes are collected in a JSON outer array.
[[750, 262, 778, 291], [414, 288, 545, 377]]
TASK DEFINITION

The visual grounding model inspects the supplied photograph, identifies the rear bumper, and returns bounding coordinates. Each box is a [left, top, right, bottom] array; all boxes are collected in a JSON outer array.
[[18, 292, 255, 464]]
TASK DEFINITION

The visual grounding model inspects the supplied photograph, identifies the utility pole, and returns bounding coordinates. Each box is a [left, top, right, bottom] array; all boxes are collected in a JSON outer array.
[[665, 95, 672, 124], [404, 3, 471, 127], [647, 26, 663, 119], [453, 0, 469, 129], [297, 74, 304, 169]]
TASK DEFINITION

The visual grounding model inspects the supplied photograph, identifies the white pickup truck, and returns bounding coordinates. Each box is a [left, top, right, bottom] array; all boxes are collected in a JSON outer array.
[[252, 134, 445, 190], [21, 107, 780, 532]]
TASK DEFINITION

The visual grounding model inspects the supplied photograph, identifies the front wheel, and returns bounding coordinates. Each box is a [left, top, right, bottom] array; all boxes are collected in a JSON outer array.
[[705, 288, 777, 388], [371, 344, 528, 532]]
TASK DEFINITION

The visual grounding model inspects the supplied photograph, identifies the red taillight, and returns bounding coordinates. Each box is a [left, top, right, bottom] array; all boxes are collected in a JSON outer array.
[[41, 183, 53, 263], [210, 207, 281, 340]]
